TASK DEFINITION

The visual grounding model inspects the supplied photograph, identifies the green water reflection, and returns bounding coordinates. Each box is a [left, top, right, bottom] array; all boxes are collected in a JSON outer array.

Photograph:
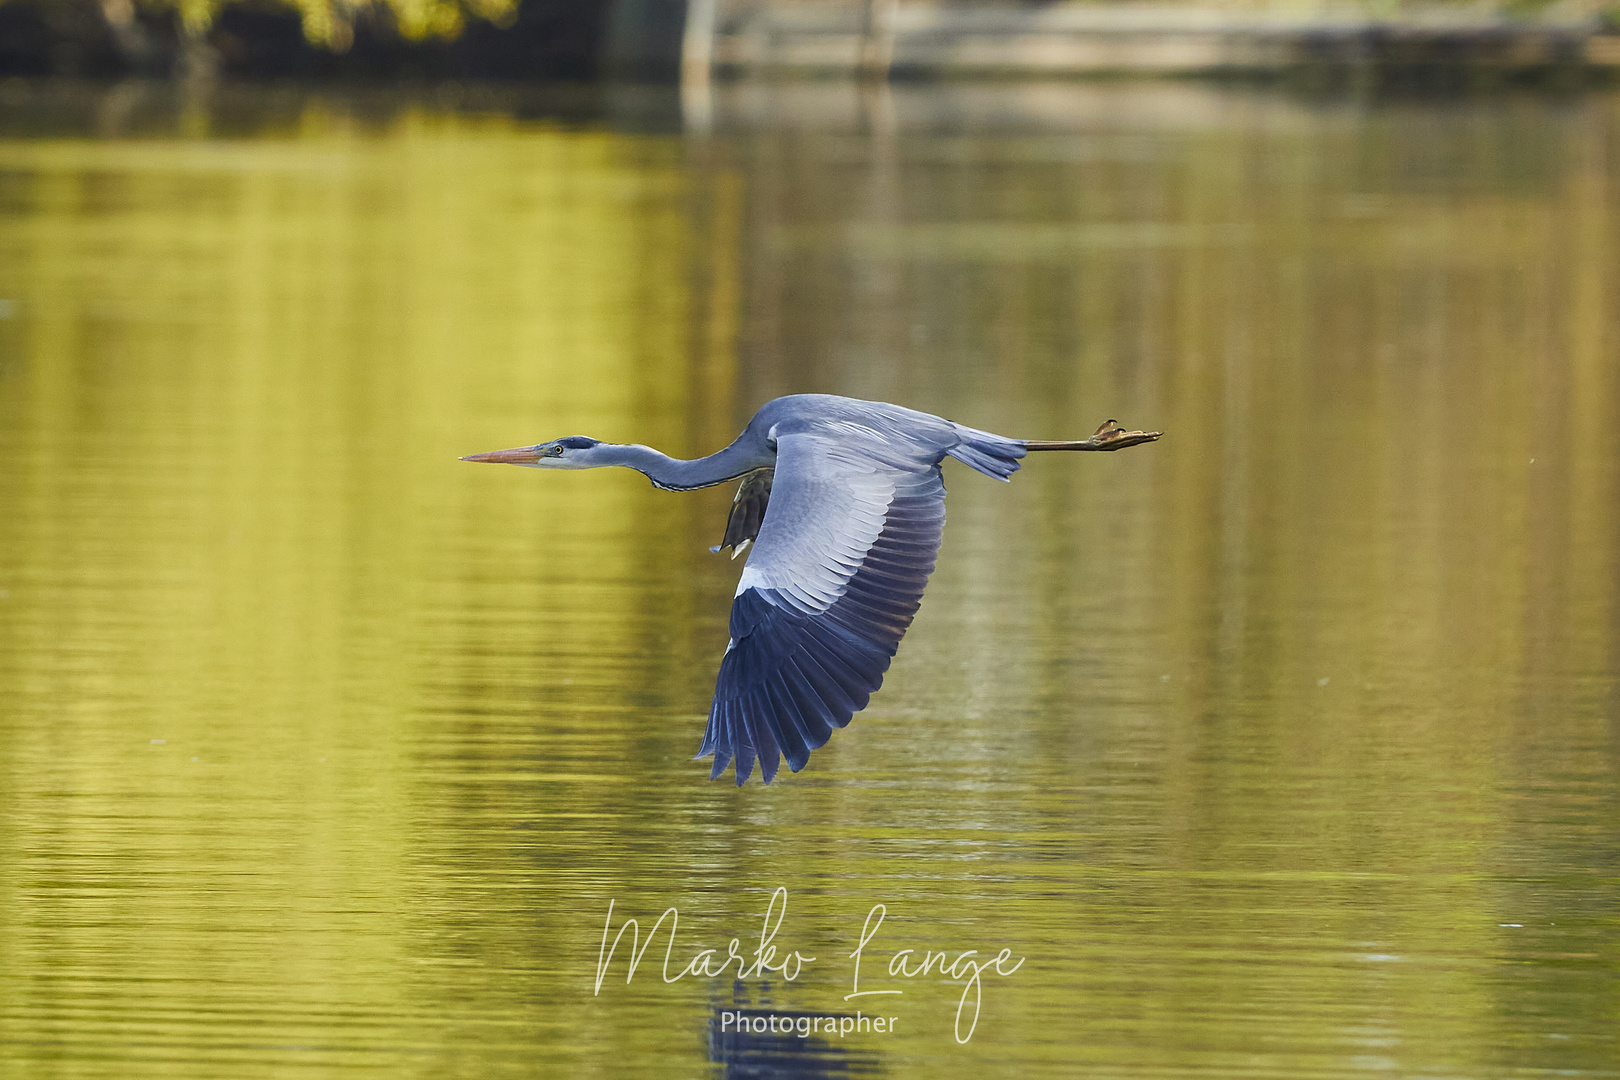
[[0, 81, 1616, 1079]]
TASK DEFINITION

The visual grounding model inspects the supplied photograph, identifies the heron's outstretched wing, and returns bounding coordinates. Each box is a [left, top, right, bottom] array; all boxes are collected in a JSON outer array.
[[710, 468, 774, 559], [698, 432, 946, 785]]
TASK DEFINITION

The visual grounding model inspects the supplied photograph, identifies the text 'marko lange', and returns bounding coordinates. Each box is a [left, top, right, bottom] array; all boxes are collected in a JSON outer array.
[[593, 887, 1025, 1043]]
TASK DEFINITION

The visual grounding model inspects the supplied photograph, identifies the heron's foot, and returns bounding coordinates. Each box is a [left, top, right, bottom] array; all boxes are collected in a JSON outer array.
[[1023, 422, 1163, 453], [1086, 419, 1162, 451]]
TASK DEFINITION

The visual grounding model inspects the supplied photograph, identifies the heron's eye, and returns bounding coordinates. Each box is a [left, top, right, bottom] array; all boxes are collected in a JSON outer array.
[[550, 445, 565, 456]]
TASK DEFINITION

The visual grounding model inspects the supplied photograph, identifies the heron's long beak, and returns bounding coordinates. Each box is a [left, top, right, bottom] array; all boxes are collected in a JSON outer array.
[[461, 446, 544, 465]]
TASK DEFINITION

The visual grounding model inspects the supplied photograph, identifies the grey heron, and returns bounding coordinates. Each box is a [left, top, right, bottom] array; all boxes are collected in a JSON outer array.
[[463, 394, 1160, 785]]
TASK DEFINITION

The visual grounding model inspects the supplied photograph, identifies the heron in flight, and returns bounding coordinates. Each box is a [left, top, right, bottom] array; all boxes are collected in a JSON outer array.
[[463, 394, 1159, 785]]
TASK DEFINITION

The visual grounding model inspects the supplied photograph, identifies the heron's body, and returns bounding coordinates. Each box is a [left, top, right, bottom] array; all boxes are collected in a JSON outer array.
[[463, 394, 1159, 785]]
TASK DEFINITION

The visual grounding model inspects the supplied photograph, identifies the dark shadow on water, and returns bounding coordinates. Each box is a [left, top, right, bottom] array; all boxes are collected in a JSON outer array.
[[0, 77, 685, 139], [707, 1003, 884, 1079]]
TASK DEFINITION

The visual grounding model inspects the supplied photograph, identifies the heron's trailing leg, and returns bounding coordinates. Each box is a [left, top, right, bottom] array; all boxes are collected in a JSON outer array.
[[1025, 419, 1162, 453], [711, 468, 774, 557]]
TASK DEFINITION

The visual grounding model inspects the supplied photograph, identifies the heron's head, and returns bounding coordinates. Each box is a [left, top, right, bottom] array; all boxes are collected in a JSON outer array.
[[461, 436, 605, 469]]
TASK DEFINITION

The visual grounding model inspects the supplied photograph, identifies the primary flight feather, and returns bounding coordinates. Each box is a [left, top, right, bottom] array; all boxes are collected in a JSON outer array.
[[463, 394, 1159, 785]]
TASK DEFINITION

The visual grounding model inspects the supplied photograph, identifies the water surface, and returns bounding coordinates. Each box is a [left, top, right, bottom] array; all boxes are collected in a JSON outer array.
[[0, 79, 1616, 1078]]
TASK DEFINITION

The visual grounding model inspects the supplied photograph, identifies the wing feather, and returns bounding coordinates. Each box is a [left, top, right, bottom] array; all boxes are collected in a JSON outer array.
[[699, 432, 946, 784]]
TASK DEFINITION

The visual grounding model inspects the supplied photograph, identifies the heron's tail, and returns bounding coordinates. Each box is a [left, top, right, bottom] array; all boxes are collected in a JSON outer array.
[[947, 424, 1026, 481]]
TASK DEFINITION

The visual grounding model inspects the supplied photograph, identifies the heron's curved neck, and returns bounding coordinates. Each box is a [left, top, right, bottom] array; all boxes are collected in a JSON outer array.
[[595, 438, 768, 491]]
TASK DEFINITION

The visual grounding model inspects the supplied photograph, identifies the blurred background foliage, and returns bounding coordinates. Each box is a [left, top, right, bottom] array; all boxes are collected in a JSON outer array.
[[3, 0, 1620, 82], [0, 0, 615, 79], [39, 0, 522, 44]]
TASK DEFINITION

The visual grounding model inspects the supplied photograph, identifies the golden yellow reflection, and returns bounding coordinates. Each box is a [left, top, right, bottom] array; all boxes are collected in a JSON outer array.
[[0, 85, 1615, 1078]]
